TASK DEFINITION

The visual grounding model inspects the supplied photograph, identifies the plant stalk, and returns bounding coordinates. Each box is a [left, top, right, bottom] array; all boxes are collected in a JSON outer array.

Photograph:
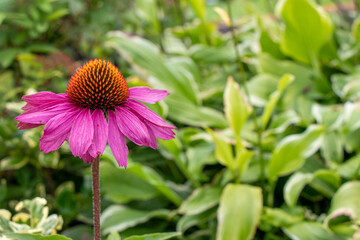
[[92, 155, 101, 240], [226, 0, 265, 189]]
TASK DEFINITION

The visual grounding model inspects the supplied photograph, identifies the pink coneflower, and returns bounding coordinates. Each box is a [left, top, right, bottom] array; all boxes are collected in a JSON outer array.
[[15, 59, 176, 167]]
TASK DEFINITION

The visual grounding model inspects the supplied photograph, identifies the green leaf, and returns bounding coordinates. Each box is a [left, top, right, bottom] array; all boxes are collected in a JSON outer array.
[[283, 222, 346, 240], [179, 186, 222, 215], [262, 74, 294, 129], [247, 74, 279, 107], [0, 155, 29, 170], [0, 233, 71, 240], [101, 205, 170, 235], [323, 181, 360, 237], [276, 0, 333, 64], [224, 77, 252, 136], [166, 94, 227, 128], [187, 0, 206, 20], [262, 207, 303, 228], [126, 163, 182, 206], [177, 208, 217, 233], [0, 48, 21, 68], [216, 184, 262, 240], [0, 71, 14, 102], [125, 232, 181, 240], [352, 16, 360, 43], [284, 172, 313, 208], [268, 125, 325, 180], [100, 161, 159, 203], [207, 128, 234, 170], [107, 231, 121, 240]]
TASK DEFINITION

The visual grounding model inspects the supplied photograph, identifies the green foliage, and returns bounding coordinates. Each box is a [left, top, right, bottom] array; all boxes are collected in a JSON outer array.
[[0, 198, 63, 238], [2, 0, 360, 239]]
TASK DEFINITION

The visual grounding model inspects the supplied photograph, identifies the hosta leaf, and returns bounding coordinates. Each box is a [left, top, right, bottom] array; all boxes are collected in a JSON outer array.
[[268, 125, 325, 180], [276, 0, 333, 64], [216, 184, 262, 240]]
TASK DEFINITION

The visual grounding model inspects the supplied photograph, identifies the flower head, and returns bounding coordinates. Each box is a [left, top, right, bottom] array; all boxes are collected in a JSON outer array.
[[15, 59, 176, 167]]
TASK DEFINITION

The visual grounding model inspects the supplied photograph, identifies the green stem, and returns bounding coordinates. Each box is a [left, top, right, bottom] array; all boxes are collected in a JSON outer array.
[[156, 0, 165, 53], [92, 156, 101, 240], [226, 0, 265, 189]]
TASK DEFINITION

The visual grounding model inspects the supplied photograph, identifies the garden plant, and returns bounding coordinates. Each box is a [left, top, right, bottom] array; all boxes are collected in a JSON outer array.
[[1, 0, 360, 239]]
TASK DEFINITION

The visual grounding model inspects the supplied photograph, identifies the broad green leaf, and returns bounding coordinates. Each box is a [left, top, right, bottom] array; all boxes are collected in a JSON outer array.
[[329, 181, 360, 218], [283, 222, 346, 240], [262, 207, 303, 228], [276, 0, 333, 64], [224, 77, 252, 136], [326, 181, 360, 237], [189, 45, 235, 64], [268, 125, 325, 180], [216, 184, 262, 240], [284, 172, 313, 208], [101, 205, 170, 235], [262, 74, 294, 128], [207, 128, 234, 170], [166, 94, 227, 128], [0, 234, 70, 240], [179, 186, 222, 215], [125, 232, 181, 240], [100, 161, 158, 203]]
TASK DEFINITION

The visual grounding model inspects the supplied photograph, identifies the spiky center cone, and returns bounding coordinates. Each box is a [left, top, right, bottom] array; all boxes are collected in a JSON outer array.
[[66, 59, 129, 109]]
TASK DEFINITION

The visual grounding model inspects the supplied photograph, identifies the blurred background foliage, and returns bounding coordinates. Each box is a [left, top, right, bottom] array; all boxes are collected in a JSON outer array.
[[1, 0, 360, 239]]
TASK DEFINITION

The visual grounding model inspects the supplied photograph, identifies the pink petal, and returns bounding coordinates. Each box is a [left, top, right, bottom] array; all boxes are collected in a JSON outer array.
[[124, 99, 177, 129], [115, 106, 154, 148], [15, 102, 76, 125], [39, 109, 81, 153], [108, 110, 128, 167], [92, 109, 108, 156], [69, 108, 94, 157], [146, 121, 175, 140], [17, 122, 42, 130], [129, 87, 169, 104], [82, 151, 96, 164], [22, 92, 68, 106]]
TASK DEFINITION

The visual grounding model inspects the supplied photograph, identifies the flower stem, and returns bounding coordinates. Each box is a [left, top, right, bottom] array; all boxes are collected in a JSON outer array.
[[92, 155, 101, 240]]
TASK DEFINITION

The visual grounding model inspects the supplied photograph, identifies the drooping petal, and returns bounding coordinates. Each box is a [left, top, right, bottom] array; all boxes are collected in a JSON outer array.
[[22, 92, 68, 106], [124, 99, 177, 129], [79, 143, 97, 164], [17, 122, 42, 130], [115, 106, 154, 147], [92, 109, 108, 156], [82, 149, 96, 164], [39, 109, 81, 153], [146, 120, 175, 140], [15, 102, 76, 125], [129, 87, 169, 104], [69, 108, 94, 157], [108, 110, 128, 167]]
